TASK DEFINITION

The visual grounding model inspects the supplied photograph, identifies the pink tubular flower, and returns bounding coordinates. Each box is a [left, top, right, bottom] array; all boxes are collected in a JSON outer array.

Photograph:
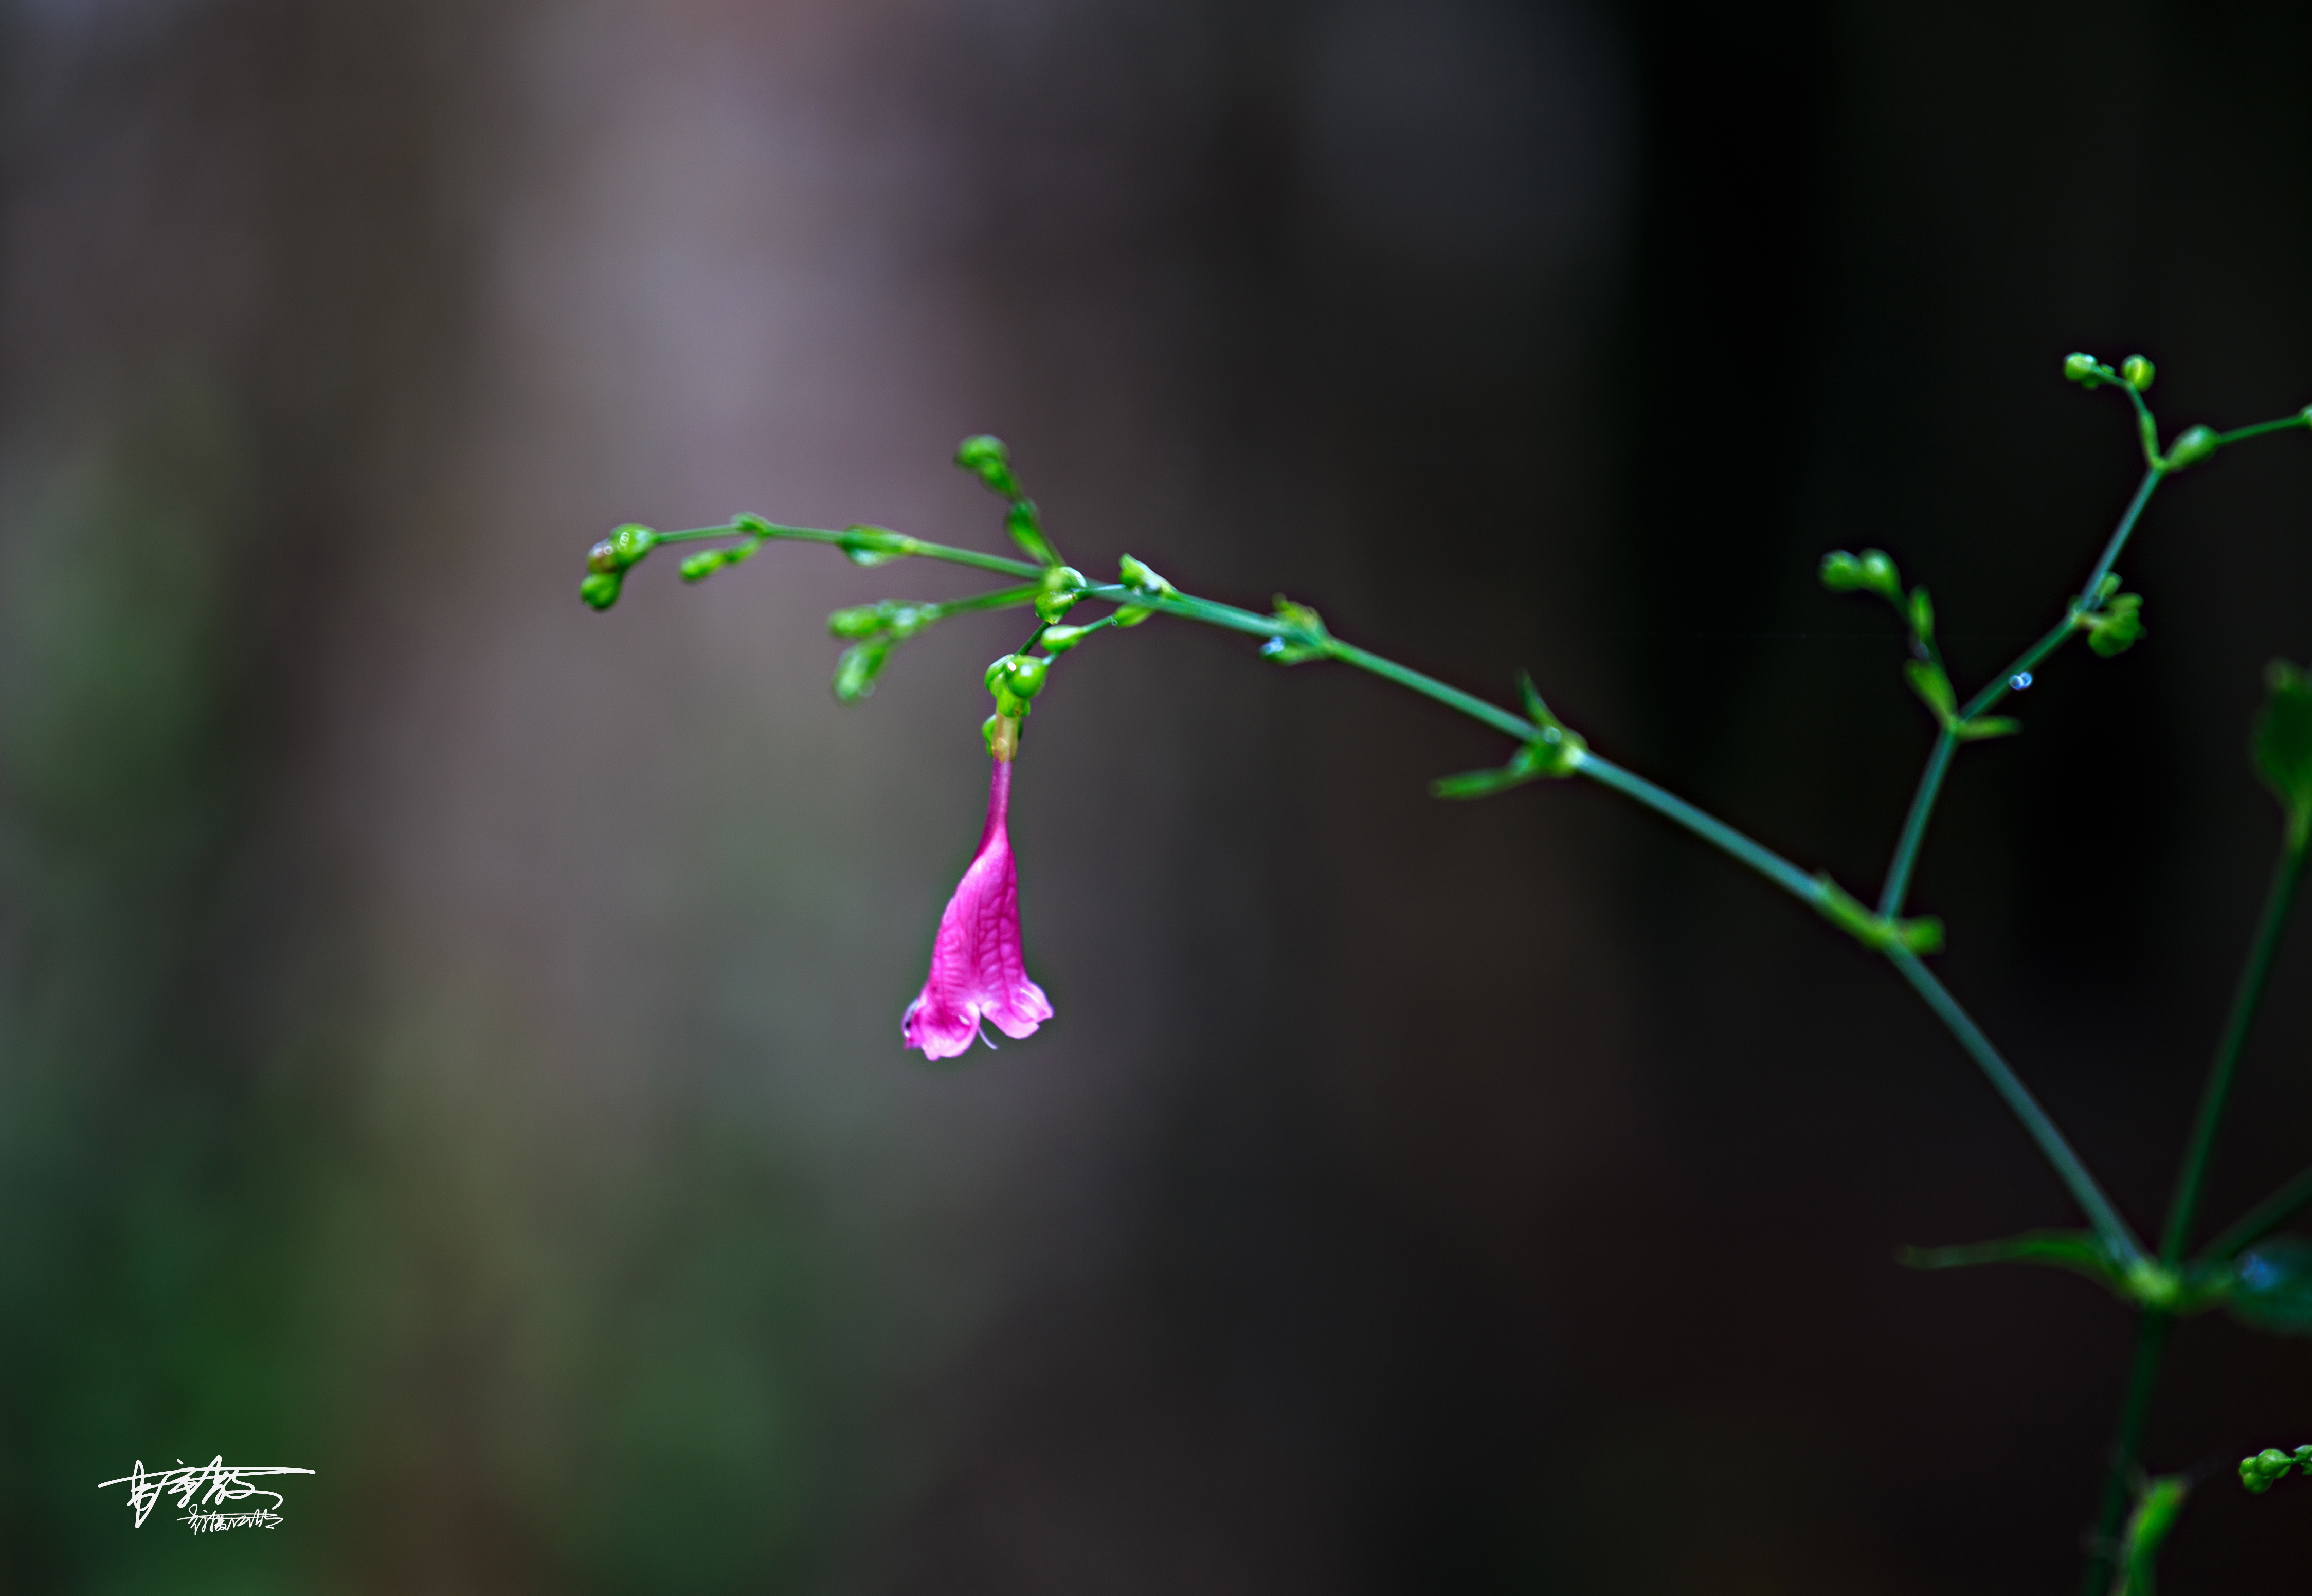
[[902, 757, 1053, 1059]]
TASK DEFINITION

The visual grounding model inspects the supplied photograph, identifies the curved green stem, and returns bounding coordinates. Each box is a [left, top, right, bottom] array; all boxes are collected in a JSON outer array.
[[1886, 946, 2145, 1263], [2158, 834, 2310, 1262]]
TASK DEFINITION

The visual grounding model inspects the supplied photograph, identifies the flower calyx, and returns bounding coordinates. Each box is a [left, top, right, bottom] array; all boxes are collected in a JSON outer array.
[[580, 523, 658, 610], [1432, 674, 1588, 799], [1813, 875, 1943, 954], [1259, 596, 1334, 666]]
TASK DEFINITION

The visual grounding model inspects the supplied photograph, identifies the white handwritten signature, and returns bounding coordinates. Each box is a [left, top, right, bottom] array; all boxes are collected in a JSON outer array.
[[97, 1458, 315, 1529]]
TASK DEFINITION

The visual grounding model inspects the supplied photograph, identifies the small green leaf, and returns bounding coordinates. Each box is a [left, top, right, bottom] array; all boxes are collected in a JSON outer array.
[[1955, 715, 2021, 742], [2224, 1235, 2312, 1335], [1260, 595, 1333, 665], [1905, 659, 1958, 724], [2080, 590, 2145, 657], [1432, 748, 1547, 799], [1903, 1228, 2126, 1281], [2253, 660, 2312, 846]]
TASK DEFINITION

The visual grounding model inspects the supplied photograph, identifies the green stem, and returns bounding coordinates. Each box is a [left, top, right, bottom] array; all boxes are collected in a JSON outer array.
[[2214, 411, 2312, 447], [2201, 1162, 2312, 1260], [1885, 946, 2145, 1263], [930, 583, 1044, 619], [1961, 611, 2084, 722], [2078, 469, 2163, 609], [2082, 1312, 2173, 1596], [1573, 752, 1826, 907], [657, 520, 1046, 581], [1879, 730, 1957, 917], [2157, 835, 2310, 1262], [1087, 576, 2141, 1261]]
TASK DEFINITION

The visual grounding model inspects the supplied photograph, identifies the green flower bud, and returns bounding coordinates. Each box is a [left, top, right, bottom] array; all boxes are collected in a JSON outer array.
[[579, 570, 623, 610], [1003, 655, 1049, 699], [840, 525, 911, 567], [828, 604, 890, 639], [984, 653, 1018, 691], [1034, 565, 1086, 624], [1857, 549, 1901, 600], [610, 523, 657, 566], [587, 539, 622, 574], [2163, 424, 2217, 471], [1818, 550, 1866, 590], [2121, 354, 2155, 391], [1908, 586, 1935, 644], [1040, 624, 1095, 652], [833, 641, 891, 702], [1115, 554, 1177, 627], [954, 434, 1020, 498], [2062, 352, 2102, 386], [679, 550, 726, 582]]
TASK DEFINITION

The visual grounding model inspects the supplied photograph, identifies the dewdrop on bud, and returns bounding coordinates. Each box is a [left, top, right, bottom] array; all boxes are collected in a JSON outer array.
[[587, 539, 622, 574], [2121, 355, 2156, 391], [2063, 352, 2102, 386]]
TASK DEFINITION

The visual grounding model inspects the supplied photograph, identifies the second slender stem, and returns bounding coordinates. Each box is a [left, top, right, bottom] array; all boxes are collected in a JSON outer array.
[[2157, 834, 2310, 1263]]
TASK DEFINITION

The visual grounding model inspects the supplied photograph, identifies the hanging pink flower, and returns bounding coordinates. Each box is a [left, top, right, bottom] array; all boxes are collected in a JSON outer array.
[[902, 756, 1053, 1059]]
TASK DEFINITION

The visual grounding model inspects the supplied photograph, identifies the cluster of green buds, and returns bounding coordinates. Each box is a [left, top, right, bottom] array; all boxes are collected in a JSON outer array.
[[580, 523, 659, 610], [827, 599, 947, 702], [2064, 352, 2223, 474], [1821, 547, 2018, 742], [981, 651, 1050, 760], [2241, 1445, 2312, 1494]]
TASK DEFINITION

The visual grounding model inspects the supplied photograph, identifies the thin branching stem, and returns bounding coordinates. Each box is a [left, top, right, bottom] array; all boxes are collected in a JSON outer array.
[[2158, 835, 2311, 1262]]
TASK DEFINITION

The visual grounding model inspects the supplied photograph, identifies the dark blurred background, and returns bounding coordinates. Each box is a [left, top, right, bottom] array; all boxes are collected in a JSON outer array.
[[6, 0, 2312, 1590]]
